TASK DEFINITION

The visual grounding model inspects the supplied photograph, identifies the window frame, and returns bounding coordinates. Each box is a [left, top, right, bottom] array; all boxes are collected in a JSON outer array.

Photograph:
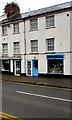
[[2, 25, 7, 35], [31, 40, 38, 53], [46, 15, 55, 28], [13, 23, 19, 33], [13, 42, 20, 54], [2, 43, 8, 54], [46, 38, 54, 51], [30, 19, 38, 31]]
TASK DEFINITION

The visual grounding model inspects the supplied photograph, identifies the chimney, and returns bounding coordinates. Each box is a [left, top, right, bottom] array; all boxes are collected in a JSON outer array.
[[4, 2, 20, 18]]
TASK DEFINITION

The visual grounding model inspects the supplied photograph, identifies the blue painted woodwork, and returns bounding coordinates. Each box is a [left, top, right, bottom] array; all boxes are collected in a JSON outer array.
[[32, 60, 38, 76]]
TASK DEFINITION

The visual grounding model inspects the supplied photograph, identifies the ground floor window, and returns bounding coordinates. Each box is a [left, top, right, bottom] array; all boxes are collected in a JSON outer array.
[[46, 54, 64, 74], [2, 60, 10, 71], [48, 59, 63, 74]]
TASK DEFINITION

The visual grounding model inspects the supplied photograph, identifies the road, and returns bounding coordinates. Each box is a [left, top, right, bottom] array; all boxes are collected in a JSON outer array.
[[2, 81, 72, 119]]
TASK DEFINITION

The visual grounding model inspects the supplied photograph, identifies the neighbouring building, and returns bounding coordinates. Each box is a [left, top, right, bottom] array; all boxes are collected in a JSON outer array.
[[0, 1, 72, 76], [0, 14, 7, 22]]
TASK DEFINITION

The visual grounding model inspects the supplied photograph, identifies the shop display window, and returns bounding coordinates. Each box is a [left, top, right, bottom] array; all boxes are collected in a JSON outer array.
[[48, 59, 63, 74], [2, 60, 9, 71]]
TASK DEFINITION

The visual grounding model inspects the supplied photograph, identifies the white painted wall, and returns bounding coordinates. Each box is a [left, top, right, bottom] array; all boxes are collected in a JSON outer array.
[[25, 11, 71, 75], [70, 53, 72, 75], [56, 11, 70, 52], [0, 20, 26, 73], [10, 60, 13, 73], [70, 11, 72, 75], [64, 53, 70, 75], [0, 10, 71, 75]]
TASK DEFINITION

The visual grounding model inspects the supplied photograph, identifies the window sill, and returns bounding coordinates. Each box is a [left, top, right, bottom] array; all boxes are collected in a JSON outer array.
[[2, 54, 8, 56], [12, 32, 20, 35], [13, 54, 21, 56], [45, 26, 56, 29], [29, 29, 38, 32], [30, 52, 39, 54], [2, 34, 8, 36], [45, 51, 55, 54]]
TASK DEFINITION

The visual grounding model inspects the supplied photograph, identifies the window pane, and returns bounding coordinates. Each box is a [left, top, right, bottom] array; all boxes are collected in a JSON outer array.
[[46, 16, 54, 27], [30, 19, 38, 30], [2, 25, 7, 35], [13, 23, 19, 33], [31, 40, 38, 52], [14, 42, 20, 54], [47, 38, 54, 51], [2, 43, 8, 54]]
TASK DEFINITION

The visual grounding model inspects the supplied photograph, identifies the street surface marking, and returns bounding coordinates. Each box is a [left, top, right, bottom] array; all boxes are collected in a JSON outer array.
[[0, 112, 22, 120], [17, 90, 72, 102]]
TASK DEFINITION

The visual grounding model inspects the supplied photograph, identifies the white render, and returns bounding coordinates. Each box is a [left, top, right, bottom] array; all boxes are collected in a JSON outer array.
[[0, 1, 72, 76]]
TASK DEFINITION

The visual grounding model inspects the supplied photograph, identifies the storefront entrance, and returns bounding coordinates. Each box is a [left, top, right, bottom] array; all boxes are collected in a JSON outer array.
[[14, 60, 21, 76], [26, 61, 31, 76], [32, 60, 38, 76], [46, 54, 64, 75], [26, 60, 38, 76]]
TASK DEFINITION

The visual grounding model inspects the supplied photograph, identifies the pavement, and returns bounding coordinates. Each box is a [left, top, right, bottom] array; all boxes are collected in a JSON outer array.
[[0, 74, 72, 89]]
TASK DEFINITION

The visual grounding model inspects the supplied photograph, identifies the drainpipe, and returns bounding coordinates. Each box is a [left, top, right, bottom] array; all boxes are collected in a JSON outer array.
[[23, 19, 26, 75]]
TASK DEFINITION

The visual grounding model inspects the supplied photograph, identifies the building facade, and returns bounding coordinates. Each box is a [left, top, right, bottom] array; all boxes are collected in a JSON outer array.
[[0, 1, 72, 76]]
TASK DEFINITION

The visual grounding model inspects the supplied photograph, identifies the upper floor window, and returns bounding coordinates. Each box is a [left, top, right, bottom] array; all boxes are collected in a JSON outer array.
[[13, 23, 19, 33], [14, 42, 20, 54], [30, 19, 38, 30], [31, 40, 38, 53], [2, 43, 8, 54], [46, 38, 54, 51], [2, 25, 7, 35], [46, 15, 54, 28]]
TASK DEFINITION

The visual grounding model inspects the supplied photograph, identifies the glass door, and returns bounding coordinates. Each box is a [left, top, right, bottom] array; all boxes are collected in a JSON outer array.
[[26, 61, 31, 76], [15, 60, 20, 76]]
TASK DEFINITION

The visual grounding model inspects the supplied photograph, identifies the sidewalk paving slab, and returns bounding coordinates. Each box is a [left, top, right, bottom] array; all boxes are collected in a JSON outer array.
[[1, 74, 72, 89]]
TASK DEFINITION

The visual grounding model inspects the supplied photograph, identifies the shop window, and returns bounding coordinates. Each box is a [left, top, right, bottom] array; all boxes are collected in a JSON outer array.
[[2, 60, 9, 71], [48, 59, 63, 74]]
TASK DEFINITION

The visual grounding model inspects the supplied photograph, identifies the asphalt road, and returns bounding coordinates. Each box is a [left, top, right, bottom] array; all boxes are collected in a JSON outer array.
[[2, 81, 72, 119]]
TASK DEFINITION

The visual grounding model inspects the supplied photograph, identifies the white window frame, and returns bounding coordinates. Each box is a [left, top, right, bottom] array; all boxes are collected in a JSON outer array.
[[30, 19, 38, 30], [46, 15, 54, 28], [13, 23, 19, 33], [26, 61, 32, 76], [2, 43, 8, 54], [14, 42, 20, 54], [46, 38, 54, 51], [2, 25, 7, 35], [31, 40, 38, 53]]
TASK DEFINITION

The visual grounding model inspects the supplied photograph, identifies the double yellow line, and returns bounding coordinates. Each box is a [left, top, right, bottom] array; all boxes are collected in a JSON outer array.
[[0, 112, 22, 120]]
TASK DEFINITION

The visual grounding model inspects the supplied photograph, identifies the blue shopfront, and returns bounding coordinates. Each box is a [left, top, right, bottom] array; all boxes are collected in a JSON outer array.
[[46, 54, 64, 75]]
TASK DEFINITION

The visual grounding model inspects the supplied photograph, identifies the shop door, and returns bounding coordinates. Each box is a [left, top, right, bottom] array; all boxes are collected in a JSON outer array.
[[32, 60, 38, 76], [26, 61, 31, 76], [15, 60, 20, 76]]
